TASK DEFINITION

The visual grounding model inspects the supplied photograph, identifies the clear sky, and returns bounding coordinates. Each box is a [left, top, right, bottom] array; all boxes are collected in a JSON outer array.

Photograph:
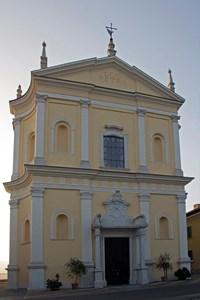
[[0, 0, 199, 263]]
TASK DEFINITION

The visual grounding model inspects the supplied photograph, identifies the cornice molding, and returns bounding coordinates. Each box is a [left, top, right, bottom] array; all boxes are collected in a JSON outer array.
[[9, 77, 37, 116], [3, 168, 33, 193], [25, 164, 193, 186]]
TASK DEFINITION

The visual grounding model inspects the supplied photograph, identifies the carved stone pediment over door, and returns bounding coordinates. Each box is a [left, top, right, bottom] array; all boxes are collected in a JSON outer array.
[[93, 190, 148, 229]]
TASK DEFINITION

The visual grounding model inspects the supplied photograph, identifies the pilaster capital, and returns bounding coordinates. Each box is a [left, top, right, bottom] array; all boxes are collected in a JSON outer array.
[[94, 228, 101, 236], [137, 108, 146, 117], [36, 93, 47, 104], [139, 193, 150, 202], [12, 117, 21, 127], [9, 199, 19, 209], [80, 99, 91, 108], [176, 193, 187, 204], [80, 190, 93, 200], [31, 187, 45, 198], [136, 227, 145, 237], [171, 114, 180, 123]]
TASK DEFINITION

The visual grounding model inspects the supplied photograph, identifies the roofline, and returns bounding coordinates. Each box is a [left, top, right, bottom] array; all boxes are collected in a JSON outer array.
[[186, 207, 200, 218], [32, 55, 185, 103]]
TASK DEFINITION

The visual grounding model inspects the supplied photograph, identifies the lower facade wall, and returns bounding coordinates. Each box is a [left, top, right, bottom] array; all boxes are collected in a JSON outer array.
[[8, 185, 190, 289]]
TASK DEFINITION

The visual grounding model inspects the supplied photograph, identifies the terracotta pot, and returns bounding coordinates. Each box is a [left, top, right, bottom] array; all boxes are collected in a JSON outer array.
[[161, 276, 167, 281], [71, 283, 79, 289]]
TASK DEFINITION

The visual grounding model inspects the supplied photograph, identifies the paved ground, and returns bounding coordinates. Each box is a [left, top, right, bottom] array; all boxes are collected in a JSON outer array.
[[1, 276, 200, 300]]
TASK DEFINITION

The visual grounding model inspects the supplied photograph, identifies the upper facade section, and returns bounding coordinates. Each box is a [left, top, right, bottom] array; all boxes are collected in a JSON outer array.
[[9, 43, 185, 179]]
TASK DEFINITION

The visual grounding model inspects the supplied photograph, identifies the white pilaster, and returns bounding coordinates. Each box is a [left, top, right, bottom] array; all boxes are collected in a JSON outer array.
[[12, 117, 21, 180], [80, 99, 90, 168], [7, 199, 19, 289], [28, 187, 45, 290], [137, 109, 147, 172], [171, 115, 183, 176], [139, 193, 151, 265], [34, 94, 46, 165], [177, 194, 191, 270], [80, 191, 94, 287], [137, 228, 149, 284], [94, 228, 104, 288]]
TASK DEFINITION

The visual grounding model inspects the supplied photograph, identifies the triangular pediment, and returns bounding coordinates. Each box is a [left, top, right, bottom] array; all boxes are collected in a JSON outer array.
[[33, 56, 184, 102]]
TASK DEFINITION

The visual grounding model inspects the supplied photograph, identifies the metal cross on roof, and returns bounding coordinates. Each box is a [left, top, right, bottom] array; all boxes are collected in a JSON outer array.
[[106, 23, 117, 39]]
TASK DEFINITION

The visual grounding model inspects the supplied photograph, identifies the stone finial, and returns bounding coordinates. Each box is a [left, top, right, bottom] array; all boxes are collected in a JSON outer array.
[[40, 41, 48, 69], [168, 68, 175, 92], [17, 85, 22, 98], [107, 38, 117, 57]]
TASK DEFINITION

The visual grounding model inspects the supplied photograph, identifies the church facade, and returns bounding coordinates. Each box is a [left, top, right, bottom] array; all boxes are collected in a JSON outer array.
[[4, 37, 192, 290]]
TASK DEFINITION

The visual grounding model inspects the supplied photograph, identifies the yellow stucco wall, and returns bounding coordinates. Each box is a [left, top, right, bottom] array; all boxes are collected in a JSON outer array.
[[17, 196, 31, 288], [187, 214, 200, 272], [146, 114, 174, 175], [44, 99, 80, 167], [43, 189, 82, 284], [149, 194, 179, 277], [19, 111, 36, 175], [90, 106, 138, 170]]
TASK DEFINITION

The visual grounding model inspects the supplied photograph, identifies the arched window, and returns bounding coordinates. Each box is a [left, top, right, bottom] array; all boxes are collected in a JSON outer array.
[[56, 214, 68, 239], [159, 216, 169, 239], [56, 124, 68, 152], [50, 209, 75, 240], [24, 219, 30, 242], [28, 133, 35, 162], [153, 136, 164, 162], [155, 212, 174, 240]]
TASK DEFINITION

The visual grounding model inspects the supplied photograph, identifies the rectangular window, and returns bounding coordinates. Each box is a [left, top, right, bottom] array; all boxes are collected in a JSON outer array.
[[103, 135, 125, 168], [187, 226, 192, 239], [188, 250, 193, 261]]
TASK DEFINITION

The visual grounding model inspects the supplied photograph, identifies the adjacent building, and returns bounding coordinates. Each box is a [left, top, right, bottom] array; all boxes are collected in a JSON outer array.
[[187, 204, 200, 273], [4, 34, 193, 290]]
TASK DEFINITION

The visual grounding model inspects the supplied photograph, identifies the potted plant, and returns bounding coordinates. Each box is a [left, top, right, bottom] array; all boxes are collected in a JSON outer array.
[[65, 257, 86, 289], [46, 273, 62, 291], [155, 252, 173, 281]]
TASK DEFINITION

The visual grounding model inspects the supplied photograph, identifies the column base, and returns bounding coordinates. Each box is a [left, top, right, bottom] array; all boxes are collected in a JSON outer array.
[[178, 257, 191, 271], [34, 157, 45, 165], [28, 263, 46, 290], [138, 165, 148, 173], [175, 169, 183, 176], [133, 267, 149, 284], [81, 262, 94, 288], [6, 265, 19, 289], [80, 160, 90, 168], [11, 173, 19, 180], [94, 269, 104, 288]]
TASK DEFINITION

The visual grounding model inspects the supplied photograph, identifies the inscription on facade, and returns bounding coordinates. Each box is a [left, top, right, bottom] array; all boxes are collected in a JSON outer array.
[[98, 71, 127, 86]]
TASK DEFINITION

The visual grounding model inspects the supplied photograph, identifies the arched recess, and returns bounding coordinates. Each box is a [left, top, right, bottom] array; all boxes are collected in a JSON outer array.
[[25, 131, 35, 163], [50, 209, 75, 240], [51, 119, 75, 154], [155, 212, 174, 239], [150, 132, 169, 163], [21, 217, 31, 244]]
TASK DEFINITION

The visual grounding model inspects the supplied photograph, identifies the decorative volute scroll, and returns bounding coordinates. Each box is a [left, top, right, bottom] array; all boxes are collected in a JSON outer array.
[[93, 191, 148, 229]]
